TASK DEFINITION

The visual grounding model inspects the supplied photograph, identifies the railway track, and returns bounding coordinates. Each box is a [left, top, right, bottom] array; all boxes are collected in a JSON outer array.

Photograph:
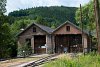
[[16, 54, 58, 67]]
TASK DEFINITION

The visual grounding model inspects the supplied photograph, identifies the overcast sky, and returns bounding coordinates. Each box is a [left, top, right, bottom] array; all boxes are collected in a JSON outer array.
[[6, 0, 90, 15]]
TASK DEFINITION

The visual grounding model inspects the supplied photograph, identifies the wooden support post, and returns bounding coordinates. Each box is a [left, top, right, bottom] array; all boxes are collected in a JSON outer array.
[[80, 4, 85, 54], [83, 35, 88, 52], [31, 36, 34, 54], [46, 35, 52, 54], [52, 35, 55, 53], [94, 0, 100, 53], [89, 31, 92, 52]]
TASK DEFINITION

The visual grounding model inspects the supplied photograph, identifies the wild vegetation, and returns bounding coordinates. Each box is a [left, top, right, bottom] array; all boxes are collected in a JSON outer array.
[[75, 0, 97, 34], [9, 6, 77, 28], [0, 0, 17, 59], [43, 53, 100, 67]]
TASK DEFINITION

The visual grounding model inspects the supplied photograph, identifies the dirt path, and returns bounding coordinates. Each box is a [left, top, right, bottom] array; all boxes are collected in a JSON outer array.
[[0, 54, 49, 67]]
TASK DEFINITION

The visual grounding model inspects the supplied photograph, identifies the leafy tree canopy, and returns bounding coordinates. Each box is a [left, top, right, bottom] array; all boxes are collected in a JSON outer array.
[[8, 6, 77, 27], [75, 0, 97, 33], [0, 0, 6, 15]]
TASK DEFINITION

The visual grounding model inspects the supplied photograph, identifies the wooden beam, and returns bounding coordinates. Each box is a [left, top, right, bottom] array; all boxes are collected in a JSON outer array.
[[80, 4, 85, 54]]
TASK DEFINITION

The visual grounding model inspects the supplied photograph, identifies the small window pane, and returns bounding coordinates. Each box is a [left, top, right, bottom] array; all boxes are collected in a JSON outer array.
[[33, 27, 36, 32], [66, 26, 70, 31]]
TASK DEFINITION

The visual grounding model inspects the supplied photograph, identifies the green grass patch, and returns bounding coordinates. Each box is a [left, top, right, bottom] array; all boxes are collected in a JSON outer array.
[[43, 53, 100, 67]]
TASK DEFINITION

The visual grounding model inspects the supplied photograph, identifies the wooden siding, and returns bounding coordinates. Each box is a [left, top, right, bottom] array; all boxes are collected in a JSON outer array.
[[19, 25, 47, 36], [18, 25, 48, 44], [54, 24, 82, 34], [17, 24, 49, 55]]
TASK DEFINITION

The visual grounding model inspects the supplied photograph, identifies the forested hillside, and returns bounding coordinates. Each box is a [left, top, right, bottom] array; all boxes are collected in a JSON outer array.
[[8, 6, 77, 28]]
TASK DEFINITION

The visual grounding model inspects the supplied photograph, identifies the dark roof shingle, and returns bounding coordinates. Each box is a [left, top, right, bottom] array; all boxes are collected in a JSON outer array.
[[34, 23, 54, 34], [17, 22, 54, 36], [18, 21, 89, 36]]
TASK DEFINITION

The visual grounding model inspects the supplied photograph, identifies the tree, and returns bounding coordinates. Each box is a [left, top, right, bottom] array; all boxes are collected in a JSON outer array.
[[0, 0, 6, 15], [11, 19, 34, 36], [0, 0, 17, 58], [75, 0, 99, 52], [94, 0, 100, 53], [36, 16, 44, 24], [0, 15, 18, 59], [0, 15, 11, 58], [75, 0, 96, 32], [8, 6, 77, 27]]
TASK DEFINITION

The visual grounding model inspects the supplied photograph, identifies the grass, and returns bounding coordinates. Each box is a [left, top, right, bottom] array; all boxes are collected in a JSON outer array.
[[0, 54, 49, 67], [43, 53, 100, 67]]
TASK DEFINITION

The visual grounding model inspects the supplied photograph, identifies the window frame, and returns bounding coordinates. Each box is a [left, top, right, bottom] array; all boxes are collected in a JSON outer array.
[[66, 26, 70, 31], [33, 27, 36, 32]]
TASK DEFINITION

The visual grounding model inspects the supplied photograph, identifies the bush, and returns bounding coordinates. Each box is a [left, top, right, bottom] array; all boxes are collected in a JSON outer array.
[[17, 43, 32, 57]]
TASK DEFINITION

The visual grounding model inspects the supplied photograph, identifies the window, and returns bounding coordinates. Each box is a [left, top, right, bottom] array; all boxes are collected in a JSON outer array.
[[33, 27, 36, 32], [66, 26, 70, 31]]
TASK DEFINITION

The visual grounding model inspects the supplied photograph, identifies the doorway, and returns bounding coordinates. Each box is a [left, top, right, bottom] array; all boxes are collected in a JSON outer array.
[[55, 34, 82, 53], [34, 35, 46, 54]]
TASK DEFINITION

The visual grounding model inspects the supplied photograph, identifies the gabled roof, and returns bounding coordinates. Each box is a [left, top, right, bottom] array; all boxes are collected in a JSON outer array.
[[17, 21, 89, 36], [17, 22, 54, 36], [53, 21, 89, 34], [34, 23, 54, 33]]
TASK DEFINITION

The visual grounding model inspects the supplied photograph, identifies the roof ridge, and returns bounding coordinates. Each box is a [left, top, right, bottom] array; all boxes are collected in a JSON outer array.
[[53, 21, 89, 34], [34, 22, 53, 29], [33, 22, 54, 33], [17, 21, 89, 36]]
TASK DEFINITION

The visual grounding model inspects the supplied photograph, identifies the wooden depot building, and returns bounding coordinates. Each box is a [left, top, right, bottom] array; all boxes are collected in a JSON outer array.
[[17, 21, 90, 54]]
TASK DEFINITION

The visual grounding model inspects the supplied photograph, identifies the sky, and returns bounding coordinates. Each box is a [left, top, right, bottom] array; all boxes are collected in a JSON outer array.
[[6, 0, 90, 15]]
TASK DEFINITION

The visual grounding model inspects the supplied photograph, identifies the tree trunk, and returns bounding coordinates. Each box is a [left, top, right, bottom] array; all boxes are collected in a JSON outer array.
[[94, 0, 100, 53]]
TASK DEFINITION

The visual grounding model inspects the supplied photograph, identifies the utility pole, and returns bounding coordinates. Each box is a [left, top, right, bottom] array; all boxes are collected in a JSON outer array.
[[80, 4, 84, 54], [94, 0, 100, 53]]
